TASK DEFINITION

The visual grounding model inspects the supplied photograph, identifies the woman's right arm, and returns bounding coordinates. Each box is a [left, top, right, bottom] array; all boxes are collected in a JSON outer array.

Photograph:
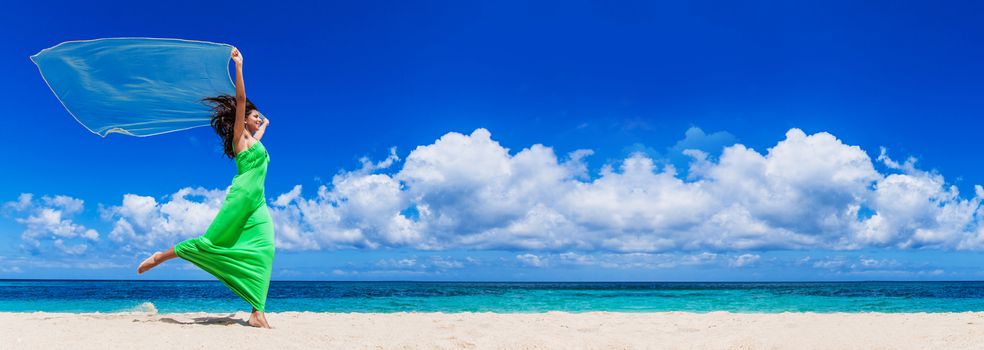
[[232, 47, 246, 151]]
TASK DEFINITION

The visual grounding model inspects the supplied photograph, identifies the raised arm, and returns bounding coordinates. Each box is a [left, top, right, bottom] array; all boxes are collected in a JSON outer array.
[[231, 47, 246, 151], [254, 117, 270, 141]]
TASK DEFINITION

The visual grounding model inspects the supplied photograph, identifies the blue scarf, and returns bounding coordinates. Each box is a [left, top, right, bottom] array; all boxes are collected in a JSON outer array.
[[31, 38, 235, 137]]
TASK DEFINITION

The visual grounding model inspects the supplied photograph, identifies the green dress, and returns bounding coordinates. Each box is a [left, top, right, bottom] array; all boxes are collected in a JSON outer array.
[[174, 140, 275, 312]]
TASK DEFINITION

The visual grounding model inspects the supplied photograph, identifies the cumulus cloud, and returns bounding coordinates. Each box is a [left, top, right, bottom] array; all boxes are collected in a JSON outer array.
[[99, 187, 227, 252], [265, 127, 982, 253], [61, 127, 984, 257], [275, 127, 978, 253], [3, 193, 99, 254], [857, 149, 984, 250]]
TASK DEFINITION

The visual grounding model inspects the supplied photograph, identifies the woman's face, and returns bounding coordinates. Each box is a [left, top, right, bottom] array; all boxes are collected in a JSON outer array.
[[246, 110, 263, 133]]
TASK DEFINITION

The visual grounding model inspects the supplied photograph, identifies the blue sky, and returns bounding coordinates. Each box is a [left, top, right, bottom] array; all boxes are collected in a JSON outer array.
[[2, 0, 984, 281]]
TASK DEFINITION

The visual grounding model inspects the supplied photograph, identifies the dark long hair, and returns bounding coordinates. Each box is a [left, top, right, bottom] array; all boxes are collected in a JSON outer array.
[[203, 95, 258, 159]]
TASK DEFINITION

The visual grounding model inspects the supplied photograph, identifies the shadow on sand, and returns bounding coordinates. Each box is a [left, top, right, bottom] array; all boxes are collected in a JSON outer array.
[[156, 314, 249, 326]]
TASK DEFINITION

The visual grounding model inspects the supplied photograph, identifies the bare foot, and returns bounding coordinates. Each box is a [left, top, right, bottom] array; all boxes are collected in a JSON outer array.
[[137, 252, 161, 274], [248, 311, 272, 328]]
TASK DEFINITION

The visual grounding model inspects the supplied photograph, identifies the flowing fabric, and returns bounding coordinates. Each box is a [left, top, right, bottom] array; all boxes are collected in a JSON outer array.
[[30, 37, 234, 137], [174, 140, 275, 311]]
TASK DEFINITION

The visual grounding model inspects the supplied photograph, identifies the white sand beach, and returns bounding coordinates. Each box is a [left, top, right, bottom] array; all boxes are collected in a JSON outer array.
[[1, 311, 983, 349]]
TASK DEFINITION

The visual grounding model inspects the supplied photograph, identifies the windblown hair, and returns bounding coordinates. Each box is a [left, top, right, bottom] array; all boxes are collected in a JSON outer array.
[[203, 95, 258, 159]]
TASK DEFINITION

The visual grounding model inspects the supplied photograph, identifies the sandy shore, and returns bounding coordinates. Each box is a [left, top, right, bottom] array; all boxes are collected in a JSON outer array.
[[1, 311, 983, 349]]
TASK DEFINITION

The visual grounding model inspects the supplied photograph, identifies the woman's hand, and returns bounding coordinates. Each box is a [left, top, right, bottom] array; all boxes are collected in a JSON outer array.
[[231, 47, 243, 66], [255, 116, 270, 140]]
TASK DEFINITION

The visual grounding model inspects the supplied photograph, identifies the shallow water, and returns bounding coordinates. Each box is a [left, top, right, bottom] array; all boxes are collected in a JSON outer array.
[[2, 280, 983, 313]]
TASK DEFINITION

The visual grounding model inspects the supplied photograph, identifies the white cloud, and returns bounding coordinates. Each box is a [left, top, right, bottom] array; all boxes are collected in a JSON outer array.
[[66, 126, 984, 255], [0, 266, 23, 274], [266, 172, 420, 251], [100, 187, 227, 252], [515, 251, 735, 269], [0, 256, 125, 270], [857, 151, 983, 250], [331, 255, 473, 275], [343, 127, 977, 253], [731, 254, 761, 267], [54, 239, 88, 255], [516, 253, 547, 267], [812, 256, 900, 270], [324, 127, 892, 252], [3, 193, 33, 211], [3, 193, 99, 254], [808, 255, 937, 276]]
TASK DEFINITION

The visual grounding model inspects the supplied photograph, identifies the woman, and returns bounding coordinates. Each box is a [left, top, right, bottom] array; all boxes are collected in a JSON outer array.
[[136, 47, 275, 329]]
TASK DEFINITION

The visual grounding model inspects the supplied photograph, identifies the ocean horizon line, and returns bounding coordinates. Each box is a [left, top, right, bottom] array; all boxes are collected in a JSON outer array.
[[3, 278, 984, 283]]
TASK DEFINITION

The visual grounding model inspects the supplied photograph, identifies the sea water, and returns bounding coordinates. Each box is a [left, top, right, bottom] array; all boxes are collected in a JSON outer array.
[[1, 280, 983, 313]]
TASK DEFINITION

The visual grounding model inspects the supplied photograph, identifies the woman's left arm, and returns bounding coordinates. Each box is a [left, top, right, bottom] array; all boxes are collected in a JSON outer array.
[[254, 118, 270, 140]]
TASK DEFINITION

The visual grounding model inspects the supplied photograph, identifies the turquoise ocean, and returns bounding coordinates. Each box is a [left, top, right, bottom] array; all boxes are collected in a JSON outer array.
[[2, 280, 984, 313]]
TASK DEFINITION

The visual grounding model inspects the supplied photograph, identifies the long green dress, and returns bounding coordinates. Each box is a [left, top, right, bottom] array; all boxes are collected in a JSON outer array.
[[174, 140, 275, 312]]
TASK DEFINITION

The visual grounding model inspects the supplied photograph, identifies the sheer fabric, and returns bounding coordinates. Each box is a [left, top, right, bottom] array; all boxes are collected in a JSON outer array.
[[31, 38, 235, 137]]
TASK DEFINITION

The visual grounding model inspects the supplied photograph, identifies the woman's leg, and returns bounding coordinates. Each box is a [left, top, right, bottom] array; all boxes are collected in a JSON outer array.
[[137, 247, 178, 274]]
